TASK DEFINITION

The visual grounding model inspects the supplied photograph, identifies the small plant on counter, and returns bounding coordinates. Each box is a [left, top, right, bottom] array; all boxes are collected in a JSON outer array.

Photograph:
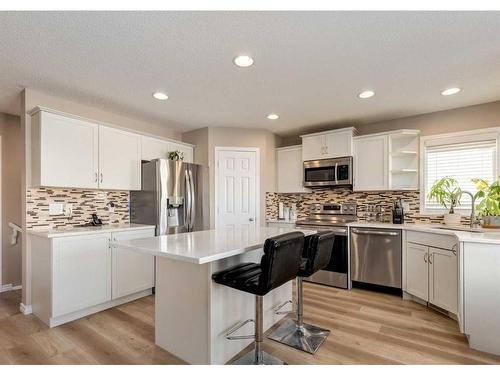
[[167, 150, 184, 161], [472, 176, 500, 228], [427, 177, 463, 225]]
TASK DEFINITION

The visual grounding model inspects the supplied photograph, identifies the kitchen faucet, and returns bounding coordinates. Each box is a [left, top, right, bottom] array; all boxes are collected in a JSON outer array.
[[461, 191, 481, 228]]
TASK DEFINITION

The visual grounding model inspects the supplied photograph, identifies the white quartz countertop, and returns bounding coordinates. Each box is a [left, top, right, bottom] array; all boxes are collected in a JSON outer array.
[[113, 226, 316, 264], [27, 224, 156, 238], [347, 222, 500, 245]]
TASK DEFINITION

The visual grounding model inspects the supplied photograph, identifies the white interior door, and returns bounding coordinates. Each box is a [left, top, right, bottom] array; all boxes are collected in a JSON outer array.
[[216, 149, 258, 229]]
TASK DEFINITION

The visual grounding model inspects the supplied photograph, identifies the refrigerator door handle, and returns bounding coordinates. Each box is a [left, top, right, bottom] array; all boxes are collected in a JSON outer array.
[[189, 169, 196, 230], [185, 169, 192, 231], [159, 161, 169, 235]]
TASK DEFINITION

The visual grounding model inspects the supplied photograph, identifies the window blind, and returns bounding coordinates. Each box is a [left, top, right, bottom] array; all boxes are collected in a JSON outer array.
[[425, 139, 497, 210]]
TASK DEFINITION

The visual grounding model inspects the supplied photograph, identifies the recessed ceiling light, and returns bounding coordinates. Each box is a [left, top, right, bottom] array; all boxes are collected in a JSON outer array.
[[441, 87, 461, 96], [233, 55, 254, 68], [267, 113, 279, 120], [152, 91, 168, 100], [358, 90, 375, 99]]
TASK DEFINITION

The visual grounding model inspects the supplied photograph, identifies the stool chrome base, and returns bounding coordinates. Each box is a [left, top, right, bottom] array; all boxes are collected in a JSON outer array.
[[267, 317, 330, 354], [231, 349, 286, 365]]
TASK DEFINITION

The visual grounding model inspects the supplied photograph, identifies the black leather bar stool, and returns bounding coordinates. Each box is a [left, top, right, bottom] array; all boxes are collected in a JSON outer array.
[[268, 231, 336, 354], [212, 232, 304, 365]]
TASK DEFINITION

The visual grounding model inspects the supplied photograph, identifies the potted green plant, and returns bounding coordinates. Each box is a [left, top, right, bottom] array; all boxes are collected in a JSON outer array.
[[472, 176, 500, 228], [427, 177, 463, 225], [167, 150, 184, 161]]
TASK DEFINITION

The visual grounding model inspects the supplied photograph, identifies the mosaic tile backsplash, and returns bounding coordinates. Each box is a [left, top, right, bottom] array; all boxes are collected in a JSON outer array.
[[266, 188, 470, 225], [27, 188, 130, 230]]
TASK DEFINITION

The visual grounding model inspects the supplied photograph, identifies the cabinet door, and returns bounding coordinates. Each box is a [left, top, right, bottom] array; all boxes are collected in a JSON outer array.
[[276, 147, 306, 193], [405, 242, 429, 301], [302, 135, 326, 161], [111, 229, 155, 299], [35, 111, 99, 188], [141, 136, 170, 161], [325, 131, 353, 158], [98, 126, 141, 190], [168, 142, 194, 163], [353, 135, 388, 191], [52, 234, 111, 316], [429, 246, 458, 314]]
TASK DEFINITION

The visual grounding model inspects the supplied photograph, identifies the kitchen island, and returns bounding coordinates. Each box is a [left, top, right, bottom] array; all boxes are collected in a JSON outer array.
[[113, 226, 316, 365]]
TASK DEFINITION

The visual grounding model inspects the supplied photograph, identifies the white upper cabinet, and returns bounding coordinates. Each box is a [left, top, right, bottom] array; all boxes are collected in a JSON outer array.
[[30, 108, 193, 190], [300, 127, 357, 161], [141, 136, 171, 161], [353, 135, 388, 191], [31, 110, 99, 189], [169, 142, 194, 163], [353, 129, 420, 191], [141, 136, 194, 163], [99, 125, 141, 190], [276, 146, 308, 193]]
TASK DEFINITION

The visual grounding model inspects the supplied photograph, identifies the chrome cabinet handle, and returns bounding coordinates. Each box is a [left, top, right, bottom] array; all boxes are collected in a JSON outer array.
[[424, 253, 428, 263], [100, 173, 103, 183], [451, 243, 458, 256], [428, 254, 433, 264], [334, 162, 338, 184], [94, 172, 98, 183]]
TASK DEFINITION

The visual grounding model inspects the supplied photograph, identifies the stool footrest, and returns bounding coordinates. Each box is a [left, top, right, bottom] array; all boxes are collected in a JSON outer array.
[[225, 319, 255, 340], [274, 300, 294, 315]]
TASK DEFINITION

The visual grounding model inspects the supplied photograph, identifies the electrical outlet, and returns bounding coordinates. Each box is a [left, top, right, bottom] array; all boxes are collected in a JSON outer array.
[[49, 203, 64, 215], [402, 202, 410, 212]]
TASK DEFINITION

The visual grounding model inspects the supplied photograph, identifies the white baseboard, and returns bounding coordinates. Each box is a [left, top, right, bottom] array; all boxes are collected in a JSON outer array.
[[20, 303, 32, 315], [0, 283, 22, 293]]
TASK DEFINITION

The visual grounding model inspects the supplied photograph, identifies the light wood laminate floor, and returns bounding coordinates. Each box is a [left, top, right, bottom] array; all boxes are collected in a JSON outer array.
[[1, 283, 499, 365]]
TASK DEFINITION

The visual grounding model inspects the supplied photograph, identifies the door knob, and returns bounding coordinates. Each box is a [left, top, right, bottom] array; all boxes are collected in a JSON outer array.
[[249, 218, 255, 222]]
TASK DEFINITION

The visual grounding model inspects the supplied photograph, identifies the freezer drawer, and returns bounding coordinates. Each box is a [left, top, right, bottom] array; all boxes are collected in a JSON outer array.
[[350, 227, 402, 288]]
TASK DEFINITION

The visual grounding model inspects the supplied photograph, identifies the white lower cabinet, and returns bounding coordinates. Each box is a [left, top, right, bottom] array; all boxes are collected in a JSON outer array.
[[53, 233, 112, 317], [405, 233, 458, 314], [31, 228, 155, 327], [428, 246, 458, 313], [405, 242, 429, 301], [111, 229, 155, 299]]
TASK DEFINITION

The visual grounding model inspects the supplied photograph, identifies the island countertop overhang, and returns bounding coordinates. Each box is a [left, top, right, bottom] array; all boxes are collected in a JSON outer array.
[[112, 226, 317, 264]]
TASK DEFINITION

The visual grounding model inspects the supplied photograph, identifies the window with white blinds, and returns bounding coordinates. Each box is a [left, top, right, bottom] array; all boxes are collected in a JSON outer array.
[[424, 139, 497, 211]]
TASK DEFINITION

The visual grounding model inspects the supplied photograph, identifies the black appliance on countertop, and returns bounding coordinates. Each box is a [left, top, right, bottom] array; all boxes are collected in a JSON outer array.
[[392, 199, 404, 224]]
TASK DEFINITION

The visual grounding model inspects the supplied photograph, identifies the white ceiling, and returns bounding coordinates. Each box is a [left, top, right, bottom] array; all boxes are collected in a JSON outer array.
[[1, 11, 500, 136]]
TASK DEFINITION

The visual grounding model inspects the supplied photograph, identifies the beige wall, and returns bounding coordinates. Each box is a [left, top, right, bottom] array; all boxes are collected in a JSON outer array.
[[282, 100, 500, 145], [183, 127, 282, 228], [0, 113, 22, 287], [182, 127, 209, 167], [21, 88, 184, 306]]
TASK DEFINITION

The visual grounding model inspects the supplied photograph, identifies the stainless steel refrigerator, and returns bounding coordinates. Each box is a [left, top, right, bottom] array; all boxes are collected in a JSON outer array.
[[130, 159, 209, 235]]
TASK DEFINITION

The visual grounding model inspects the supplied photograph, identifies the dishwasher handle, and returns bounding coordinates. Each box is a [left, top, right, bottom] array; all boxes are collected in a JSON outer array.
[[351, 228, 400, 236]]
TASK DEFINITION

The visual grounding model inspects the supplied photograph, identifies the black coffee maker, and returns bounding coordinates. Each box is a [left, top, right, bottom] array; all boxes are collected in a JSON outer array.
[[392, 199, 404, 224]]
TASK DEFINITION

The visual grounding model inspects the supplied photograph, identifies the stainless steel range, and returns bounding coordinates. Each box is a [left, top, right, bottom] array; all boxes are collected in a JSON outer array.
[[295, 202, 357, 289]]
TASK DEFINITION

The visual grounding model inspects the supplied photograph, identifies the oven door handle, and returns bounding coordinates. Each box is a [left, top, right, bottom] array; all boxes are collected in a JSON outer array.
[[297, 226, 347, 235], [351, 229, 399, 236], [334, 162, 338, 184]]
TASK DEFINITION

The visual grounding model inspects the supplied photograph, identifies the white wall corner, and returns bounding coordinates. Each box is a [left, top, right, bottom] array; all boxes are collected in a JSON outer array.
[[20, 303, 32, 315]]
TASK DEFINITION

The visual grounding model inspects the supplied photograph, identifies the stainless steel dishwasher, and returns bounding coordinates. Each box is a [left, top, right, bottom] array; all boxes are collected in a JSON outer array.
[[350, 227, 402, 288]]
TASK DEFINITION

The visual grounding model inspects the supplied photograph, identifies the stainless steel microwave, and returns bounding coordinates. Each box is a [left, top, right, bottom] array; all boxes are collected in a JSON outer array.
[[303, 156, 353, 188]]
